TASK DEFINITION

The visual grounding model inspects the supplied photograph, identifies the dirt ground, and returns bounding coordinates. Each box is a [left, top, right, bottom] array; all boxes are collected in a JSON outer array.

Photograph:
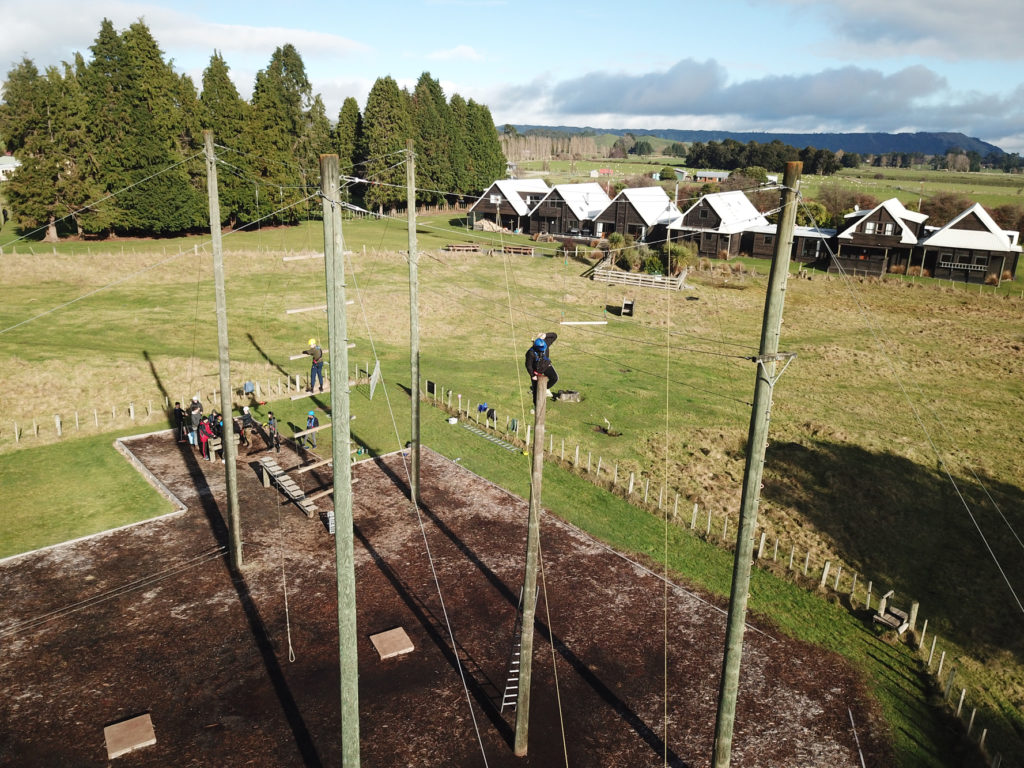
[[0, 431, 892, 767]]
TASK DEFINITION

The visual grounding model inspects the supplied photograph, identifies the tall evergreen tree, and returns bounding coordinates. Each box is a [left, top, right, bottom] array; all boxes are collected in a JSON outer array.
[[447, 93, 471, 195], [411, 72, 453, 204], [200, 51, 257, 226], [248, 44, 312, 223], [361, 76, 412, 213], [464, 99, 505, 192], [335, 96, 362, 174]]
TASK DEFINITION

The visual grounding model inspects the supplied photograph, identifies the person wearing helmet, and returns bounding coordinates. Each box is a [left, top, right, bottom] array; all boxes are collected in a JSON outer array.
[[302, 337, 325, 393], [187, 395, 203, 445], [524, 332, 558, 404], [303, 410, 320, 448]]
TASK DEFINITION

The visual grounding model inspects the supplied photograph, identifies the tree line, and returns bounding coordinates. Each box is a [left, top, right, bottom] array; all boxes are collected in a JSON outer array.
[[0, 19, 506, 241]]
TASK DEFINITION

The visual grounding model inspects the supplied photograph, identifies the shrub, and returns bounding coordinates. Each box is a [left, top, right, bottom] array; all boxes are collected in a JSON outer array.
[[889, 264, 906, 275], [1003, 270, 1015, 281], [717, 249, 730, 260], [642, 253, 664, 274], [907, 265, 921, 277], [661, 241, 698, 274], [921, 268, 931, 278], [698, 257, 712, 271], [985, 274, 999, 285]]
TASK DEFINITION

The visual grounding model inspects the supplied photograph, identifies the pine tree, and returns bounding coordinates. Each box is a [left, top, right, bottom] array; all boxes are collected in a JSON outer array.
[[465, 99, 506, 192], [248, 44, 312, 223], [361, 76, 412, 213], [335, 96, 362, 175], [200, 51, 257, 226], [411, 72, 453, 205], [447, 93, 471, 196]]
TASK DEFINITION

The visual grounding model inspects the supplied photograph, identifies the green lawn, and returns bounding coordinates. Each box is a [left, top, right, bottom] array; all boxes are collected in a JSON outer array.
[[1, 212, 1023, 765]]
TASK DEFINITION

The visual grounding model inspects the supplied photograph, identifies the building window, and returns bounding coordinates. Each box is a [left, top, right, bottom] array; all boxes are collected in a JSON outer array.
[[699, 208, 709, 219], [881, 222, 894, 235], [763, 235, 775, 246], [703, 232, 713, 241], [864, 221, 876, 234]]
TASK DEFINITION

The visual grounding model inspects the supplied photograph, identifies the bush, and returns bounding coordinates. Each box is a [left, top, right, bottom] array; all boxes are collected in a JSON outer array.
[[907, 265, 922, 277], [1003, 270, 1015, 281], [889, 264, 906, 275], [660, 167, 676, 182], [661, 241, 698, 274], [985, 274, 999, 285]]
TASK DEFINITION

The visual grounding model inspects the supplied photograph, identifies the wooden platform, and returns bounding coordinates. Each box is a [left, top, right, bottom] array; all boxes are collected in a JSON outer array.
[[258, 456, 317, 518]]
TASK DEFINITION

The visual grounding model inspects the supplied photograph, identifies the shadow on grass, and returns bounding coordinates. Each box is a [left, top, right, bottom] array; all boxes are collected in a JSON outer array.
[[763, 437, 1024, 663]]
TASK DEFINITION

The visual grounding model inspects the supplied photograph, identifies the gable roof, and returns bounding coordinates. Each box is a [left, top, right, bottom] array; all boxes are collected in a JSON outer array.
[[609, 186, 682, 227], [470, 178, 550, 216], [538, 183, 611, 221], [672, 190, 768, 234], [836, 198, 923, 244], [920, 203, 1022, 253]]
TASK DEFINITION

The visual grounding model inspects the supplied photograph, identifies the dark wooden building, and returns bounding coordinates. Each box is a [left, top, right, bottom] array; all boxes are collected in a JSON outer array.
[[528, 183, 610, 237], [832, 198, 928, 276], [593, 186, 682, 243], [668, 190, 769, 258], [747, 224, 836, 263], [467, 179, 550, 233], [916, 203, 1021, 283]]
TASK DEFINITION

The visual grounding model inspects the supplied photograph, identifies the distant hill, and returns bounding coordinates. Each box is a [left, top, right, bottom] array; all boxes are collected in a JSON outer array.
[[506, 125, 1004, 157]]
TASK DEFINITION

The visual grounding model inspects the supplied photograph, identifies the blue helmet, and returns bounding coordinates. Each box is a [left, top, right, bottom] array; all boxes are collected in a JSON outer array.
[[308, 410, 315, 417], [533, 338, 547, 353]]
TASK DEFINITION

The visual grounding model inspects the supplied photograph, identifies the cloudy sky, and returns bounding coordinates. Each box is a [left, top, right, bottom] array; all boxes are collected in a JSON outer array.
[[2, 0, 1022, 151]]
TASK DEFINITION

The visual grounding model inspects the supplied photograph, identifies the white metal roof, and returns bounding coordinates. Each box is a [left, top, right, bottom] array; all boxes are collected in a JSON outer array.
[[836, 198, 922, 244], [540, 183, 612, 221], [610, 186, 682, 227], [920, 203, 1022, 253], [469, 178, 550, 216], [746, 223, 836, 239], [672, 190, 768, 234]]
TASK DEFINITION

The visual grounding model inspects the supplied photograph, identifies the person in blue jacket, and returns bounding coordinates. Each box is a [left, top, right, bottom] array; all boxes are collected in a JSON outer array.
[[524, 332, 558, 403]]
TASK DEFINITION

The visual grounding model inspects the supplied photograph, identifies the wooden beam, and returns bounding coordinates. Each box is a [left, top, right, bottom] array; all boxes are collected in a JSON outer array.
[[306, 487, 334, 502], [286, 304, 327, 314], [559, 320, 608, 325], [294, 458, 333, 474], [292, 422, 332, 438]]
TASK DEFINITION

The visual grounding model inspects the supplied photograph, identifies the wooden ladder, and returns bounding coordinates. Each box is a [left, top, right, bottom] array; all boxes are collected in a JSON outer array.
[[258, 456, 317, 518]]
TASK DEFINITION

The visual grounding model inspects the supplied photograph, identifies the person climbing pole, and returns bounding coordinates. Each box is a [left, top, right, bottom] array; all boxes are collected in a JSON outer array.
[[303, 410, 319, 448], [302, 337, 324, 393], [525, 332, 558, 404]]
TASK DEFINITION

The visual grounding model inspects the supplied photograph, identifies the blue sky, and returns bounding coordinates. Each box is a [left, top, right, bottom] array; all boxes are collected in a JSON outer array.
[[2, 0, 1022, 151]]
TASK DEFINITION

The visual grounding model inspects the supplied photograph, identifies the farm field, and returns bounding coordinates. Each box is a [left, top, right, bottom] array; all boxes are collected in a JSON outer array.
[[1, 211, 1023, 764]]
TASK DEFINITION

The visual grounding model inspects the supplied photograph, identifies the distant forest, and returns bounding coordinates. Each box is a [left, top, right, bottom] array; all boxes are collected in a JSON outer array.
[[508, 125, 1022, 172], [0, 20, 506, 241]]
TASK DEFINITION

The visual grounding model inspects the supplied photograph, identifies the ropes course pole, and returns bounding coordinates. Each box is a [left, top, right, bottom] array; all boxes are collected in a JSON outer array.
[[515, 374, 548, 756], [320, 154, 360, 766], [407, 139, 421, 502], [711, 161, 802, 768], [204, 131, 242, 570]]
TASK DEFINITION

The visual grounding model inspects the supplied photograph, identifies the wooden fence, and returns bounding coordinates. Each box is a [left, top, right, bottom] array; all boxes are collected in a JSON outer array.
[[591, 268, 688, 290]]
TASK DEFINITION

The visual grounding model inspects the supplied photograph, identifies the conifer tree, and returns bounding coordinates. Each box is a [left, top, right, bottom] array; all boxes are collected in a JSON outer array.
[[411, 72, 453, 204], [447, 93, 471, 196], [335, 96, 362, 175], [249, 44, 312, 223], [361, 76, 412, 213], [465, 99, 506, 192]]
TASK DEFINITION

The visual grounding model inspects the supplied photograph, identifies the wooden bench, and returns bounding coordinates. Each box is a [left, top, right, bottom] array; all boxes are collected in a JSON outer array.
[[873, 590, 910, 635], [502, 244, 534, 256], [445, 243, 480, 253]]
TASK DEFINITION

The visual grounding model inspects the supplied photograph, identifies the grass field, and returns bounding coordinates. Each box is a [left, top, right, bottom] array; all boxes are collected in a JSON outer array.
[[2, 211, 1023, 765]]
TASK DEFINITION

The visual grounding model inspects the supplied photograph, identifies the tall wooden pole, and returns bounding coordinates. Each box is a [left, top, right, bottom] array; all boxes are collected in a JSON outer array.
[[203, 130, 242, 569], [407, 139, 420, 502], [514, 375, 548, 756], [711, 161, 802, 768], [320, 154, 360, 766]]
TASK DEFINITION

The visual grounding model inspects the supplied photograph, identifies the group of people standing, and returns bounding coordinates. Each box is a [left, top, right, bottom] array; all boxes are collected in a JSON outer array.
[[173, 397, 280, 460]]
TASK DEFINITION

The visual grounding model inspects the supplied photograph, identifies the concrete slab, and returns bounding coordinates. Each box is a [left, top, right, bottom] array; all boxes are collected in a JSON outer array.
[[370, 627, 414, 660], [104, 713, 156, 759]]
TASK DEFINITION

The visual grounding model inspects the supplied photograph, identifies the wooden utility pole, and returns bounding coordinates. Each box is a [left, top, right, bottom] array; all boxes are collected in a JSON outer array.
[[320, 154, 360, 766], [203, 130, 242, 569], [514, 376, 548, 756], [407, 139, 421, 502], [711, 161, 802, 768]]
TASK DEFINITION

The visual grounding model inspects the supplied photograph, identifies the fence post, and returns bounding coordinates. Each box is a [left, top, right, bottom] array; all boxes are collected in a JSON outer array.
[[561, 439, 565, 461], [33, 419, 38, 436], [75, 411, 79, 431], [819, 561, 831, 590], [94, 409, 99, 427], [722, 517, 728, 541], [673, 494, 679, 520], [967, 708, 977, 736], [979, 729, 987, 752], [613, 463, 618, 485], [788, 545, 795, 570], [129, 402, 135, 421], [956, 689, 966, 717], [834, 565, 842, 590], [928, 636, 937, 668], [55, 415, 62, 437], [944, 667, 955, 699], [658, 484, 663, 509], [549, 434, 553, 453], [597, 456, 603, 476], [13, 421, 19, 444], [574, 444, 579, 466], [936, 650, 946, 678], [691, 503, 698, 529], [756, 531, 766, 560], [587, 451, 591, 473], [526, 424, 531, 446], [850, 572, 858, 600], [643, 478, 649, 503], [909, 601, 919, 634], [628, 472, 634, 495], [706, 508, 712, 538], [919, 619, 928, 650], [772, 538, 779, 561], [803, 550, 811, 577], [866, 581, 873, 611]]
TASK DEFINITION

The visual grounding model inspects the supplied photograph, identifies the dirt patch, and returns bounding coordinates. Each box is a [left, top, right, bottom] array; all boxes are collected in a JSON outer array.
[[0, 432, 891, 767]]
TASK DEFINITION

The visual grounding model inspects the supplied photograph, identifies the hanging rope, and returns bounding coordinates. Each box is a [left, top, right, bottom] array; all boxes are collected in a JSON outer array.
[[502, 249, 529, 428]]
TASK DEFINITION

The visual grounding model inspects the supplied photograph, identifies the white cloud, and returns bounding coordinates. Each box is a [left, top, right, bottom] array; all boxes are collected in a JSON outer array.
[[769, 0, 1024, 60], [426, 45, 483, 62]]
